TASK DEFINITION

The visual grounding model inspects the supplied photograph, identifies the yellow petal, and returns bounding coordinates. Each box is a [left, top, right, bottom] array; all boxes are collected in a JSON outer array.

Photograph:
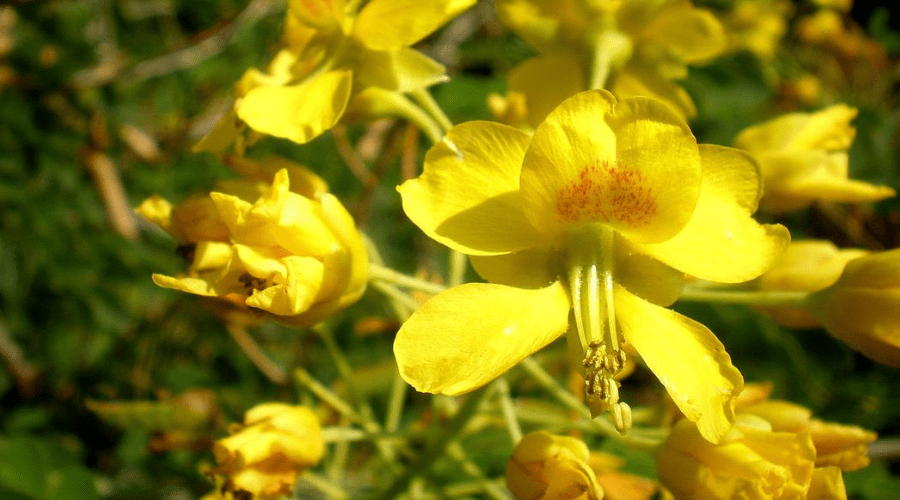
[[520, 91, 702, 243], [353, 0, 476, 51], [237, 70, 352, 144], [615, 240, 684, 307], [610, 63, 697, 119], [469, 246, 557, 289], [399, 121, 543, 255], [193, 108, 243, 154], [354, 47, 448, 93], [506, 54, 586, 129], [634, 145, 790, 283], [812, 287, 900, 367], [807, 467, 848, 500], [394, 281, 571, 395], [135, 195, 174, 234], [638, 0, 726, 63], [614, 285, 743, 443], [153, 274, 221, 297]]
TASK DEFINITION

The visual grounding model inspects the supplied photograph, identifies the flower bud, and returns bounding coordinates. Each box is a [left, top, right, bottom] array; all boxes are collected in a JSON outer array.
[[808, 248, 900, 366], [734, 105, 895, 212], [506, 431, 603, 500], [754, 241, 867, 328]]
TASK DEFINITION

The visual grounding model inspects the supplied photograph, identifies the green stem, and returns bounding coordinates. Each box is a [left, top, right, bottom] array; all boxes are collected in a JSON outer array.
[[679, 287, 811, 309], [369, 280, 419, 316], [371, 384, 493, 500], [369, 263, 448, 295], [386, 370, 409, 433], [410, 88, 454, 134], [495, 377, 522, 444], [449, 250, 468, 287], [314, 325, 396, 461], [446, 441, 512, 500]]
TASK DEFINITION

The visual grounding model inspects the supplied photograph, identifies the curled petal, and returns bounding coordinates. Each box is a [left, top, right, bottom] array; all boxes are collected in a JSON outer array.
[[615, 285, 743, 443], [353, 0, 476, 51], [237, 70, 352, 144], [399, 121, 543, 255], [634, 145, 790, 283], [394, 281, 571, 395]]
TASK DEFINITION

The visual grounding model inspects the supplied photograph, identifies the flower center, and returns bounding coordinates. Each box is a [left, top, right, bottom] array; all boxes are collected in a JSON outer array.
[[555, 161, 657, 228], [566, 225, 632, 433]]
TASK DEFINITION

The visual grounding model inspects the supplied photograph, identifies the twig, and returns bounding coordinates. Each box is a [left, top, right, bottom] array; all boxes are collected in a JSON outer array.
[[0, 320, 39, 397], [225, 322, 287, 384], [82, 151, 139, 241]]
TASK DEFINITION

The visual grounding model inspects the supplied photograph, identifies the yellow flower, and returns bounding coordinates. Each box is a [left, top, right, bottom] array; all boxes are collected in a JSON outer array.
[[197, 0, 474, 150], [506, 431, 602, 500], [139, 162, 367, 326], [658, 384, 873, 500], [722, 0, 792, 61], [734, 105, 896, 212], [396, 90, 789, 442], [657, 414, 834, 500], [807, 248, 900, 367], [494, 0, 726, 122], [754, 240, 868, 328], [209, 403, 324, 500]]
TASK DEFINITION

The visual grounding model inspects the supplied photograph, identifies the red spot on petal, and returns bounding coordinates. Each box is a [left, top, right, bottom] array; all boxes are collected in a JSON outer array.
[[555, 161, 657, 227]]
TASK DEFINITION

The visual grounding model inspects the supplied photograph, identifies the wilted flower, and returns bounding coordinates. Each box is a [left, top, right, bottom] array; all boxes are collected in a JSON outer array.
[[494, 0, 726, 122], [137, 160, 367, 326], [808, 248, 900, 366], [197, 0, 475, 150], [734, 104, 895, 212], [396, 90, 789, 442], [209, 403, 324, 500], [506, 431, 603, 500], [657, 383, 874, 500], [754, 240, 868, 328]]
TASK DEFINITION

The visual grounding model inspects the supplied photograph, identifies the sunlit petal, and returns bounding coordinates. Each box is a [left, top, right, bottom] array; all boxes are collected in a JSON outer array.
[[394, 281, 571, 395], [399, 121, 543, 255], [635, 145, 790, 282], [615, 285, 743, 443]]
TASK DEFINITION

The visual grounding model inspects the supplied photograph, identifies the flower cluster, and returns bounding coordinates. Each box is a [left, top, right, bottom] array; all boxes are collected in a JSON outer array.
[[197, 0, 475, 151], [131, 1, 898, 499]]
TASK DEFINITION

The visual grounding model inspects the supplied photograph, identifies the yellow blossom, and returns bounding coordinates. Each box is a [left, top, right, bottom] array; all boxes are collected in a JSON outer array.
[[494, 0, 726, 123], [506, 431, 602, 500], [657, 414, 840, 500], [722, 0, 792, 61], [209, 403, 324, 500], [657, 384, 873, 499], [396, 90, 790, 443], [197, 0, 475, 150], [754, 240, 868, 328], [807, 248, 900, 366], [734, 104, 895, 212], [138, 161, 367, 326]]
